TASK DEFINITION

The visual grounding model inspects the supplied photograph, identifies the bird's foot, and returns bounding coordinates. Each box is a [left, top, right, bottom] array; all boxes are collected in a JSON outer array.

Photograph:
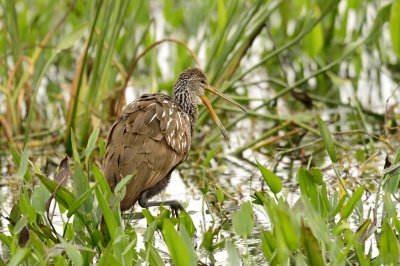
[[169, 201, 184, 218], [138, 195, 184, 217]]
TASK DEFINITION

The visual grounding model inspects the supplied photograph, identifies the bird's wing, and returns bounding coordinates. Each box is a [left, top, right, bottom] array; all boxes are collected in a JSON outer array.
[[102, 94, 192, 209]]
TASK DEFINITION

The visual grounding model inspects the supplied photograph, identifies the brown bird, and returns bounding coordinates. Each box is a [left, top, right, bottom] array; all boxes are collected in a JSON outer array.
[[103, 67, 245, 215]]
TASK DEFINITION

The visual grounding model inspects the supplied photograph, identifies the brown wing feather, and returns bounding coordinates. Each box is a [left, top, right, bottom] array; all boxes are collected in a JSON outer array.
[[102, 94, 192, 210]]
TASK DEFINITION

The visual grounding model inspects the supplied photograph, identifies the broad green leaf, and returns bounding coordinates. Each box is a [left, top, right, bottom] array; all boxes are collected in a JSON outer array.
[[36, 173, 75, 209], [309, 168, 323, 184], [341, 186, 364, 220], [147, 244, 165, 266], [390, 0, 400, 57], [355, 218, 372, 242], [226, 240, 241, 266], [277, 209, 299, 251], [95, 187, 118, 240], [179, 211, 196, 238], [232, 201, 254, 237], [298, 168, 318, 208], [260, 230, 275, 261], [301, 223, 324, 266], [98, 252, 120, 266], [72, 164, 93, 214], [85, 126, 100, 158], [67, 180, 100, 218], [200, 227, 214, 251], [60, 238, 83, 266], [256, 161, 282, 194], [31, 183, 51, 214], [20, 187, 36, 223], [7, 248, 30, 266], [383, 174, 400, 194], [378, 219, 399, 264], [178, 226, 197, 264], [113, 231, 136, 265], [317, 116, 337, 163], [161, 219, 194, 266]]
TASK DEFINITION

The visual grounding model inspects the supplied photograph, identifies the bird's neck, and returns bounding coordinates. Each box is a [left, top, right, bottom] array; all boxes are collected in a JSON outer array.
[[173, 90, 198, 132]]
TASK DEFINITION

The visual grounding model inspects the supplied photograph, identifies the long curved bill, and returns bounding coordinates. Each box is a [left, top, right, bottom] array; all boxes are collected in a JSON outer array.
[[200, 85, 247, 141]]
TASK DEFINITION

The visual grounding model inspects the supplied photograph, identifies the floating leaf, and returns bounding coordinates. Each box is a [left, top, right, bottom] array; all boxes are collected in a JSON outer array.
[[256, 161, 282, 194]]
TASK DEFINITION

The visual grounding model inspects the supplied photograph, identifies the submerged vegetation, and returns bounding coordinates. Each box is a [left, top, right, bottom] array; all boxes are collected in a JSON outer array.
[[1, 0, 400, 265]]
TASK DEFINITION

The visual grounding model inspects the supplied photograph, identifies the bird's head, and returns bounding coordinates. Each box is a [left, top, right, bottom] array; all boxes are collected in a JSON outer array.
[[173, 67, 246, 140]]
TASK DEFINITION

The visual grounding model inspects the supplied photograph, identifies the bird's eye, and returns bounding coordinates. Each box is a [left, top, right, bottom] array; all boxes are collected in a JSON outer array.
[[200, 80, 206, 85]]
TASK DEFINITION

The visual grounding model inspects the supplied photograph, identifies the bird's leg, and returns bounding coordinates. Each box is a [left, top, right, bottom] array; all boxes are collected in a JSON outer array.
[[138, 191, 184, 217]]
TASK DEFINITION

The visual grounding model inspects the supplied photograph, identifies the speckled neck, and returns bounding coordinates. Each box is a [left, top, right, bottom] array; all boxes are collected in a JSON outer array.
[[173, 84, 198, 133]]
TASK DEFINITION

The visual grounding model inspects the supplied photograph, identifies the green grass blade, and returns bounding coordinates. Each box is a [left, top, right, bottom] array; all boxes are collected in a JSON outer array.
[[391, 0, 400, 57], [85, 126, 100, 157], [92, 165, 112, 198], [341, 185, 365, 220]]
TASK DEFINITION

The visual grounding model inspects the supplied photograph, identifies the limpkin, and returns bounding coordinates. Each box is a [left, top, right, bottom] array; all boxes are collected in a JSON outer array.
[[103, 67, 245, 215]]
